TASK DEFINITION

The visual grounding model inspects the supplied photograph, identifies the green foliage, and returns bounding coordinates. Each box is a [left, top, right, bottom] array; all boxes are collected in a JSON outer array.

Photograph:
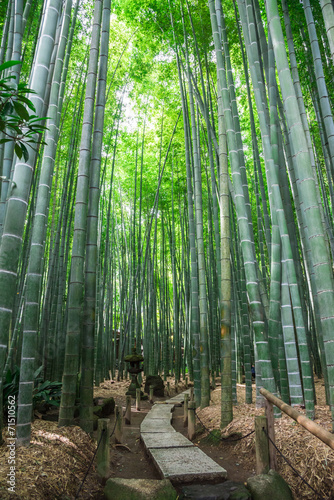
[[0, 60, 48, 161], [33, 381, 62, 408], [0, 0, 8, 35], [3, 365, 20, 410], [3, 364, 62, 415]]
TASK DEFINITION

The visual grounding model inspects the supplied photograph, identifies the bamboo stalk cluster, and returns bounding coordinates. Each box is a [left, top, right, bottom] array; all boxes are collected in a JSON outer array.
[[0, 0, 333, 448]]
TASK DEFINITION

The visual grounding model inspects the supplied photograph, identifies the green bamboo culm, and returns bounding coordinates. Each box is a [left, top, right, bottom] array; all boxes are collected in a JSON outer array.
[[0, 0, 62, 437], [16, 0, 73, 447], [320, 0, 334, 64], [59, 0, 103, 427], [177, 6, 201, 404], [209, 0, 232, 428], [265, 0, 334, 428], [80, 0, 111, 434], [243, 0, 315, 417]]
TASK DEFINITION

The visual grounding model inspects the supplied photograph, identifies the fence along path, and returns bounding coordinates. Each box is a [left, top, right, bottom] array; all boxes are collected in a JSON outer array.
[[140, 390, 227, 483]]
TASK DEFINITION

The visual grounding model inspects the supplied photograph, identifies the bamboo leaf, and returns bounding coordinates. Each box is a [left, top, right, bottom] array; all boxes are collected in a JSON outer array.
[[18, 96, 36, 111], [0, 60, 21, 72], [14, 143, 22, 159], [19, 143, 29, 162], [13, 101, 30, 121]]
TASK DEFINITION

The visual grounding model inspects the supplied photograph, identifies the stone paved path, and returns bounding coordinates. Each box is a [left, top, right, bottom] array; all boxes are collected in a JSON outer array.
[[140, 390, 227, 483]]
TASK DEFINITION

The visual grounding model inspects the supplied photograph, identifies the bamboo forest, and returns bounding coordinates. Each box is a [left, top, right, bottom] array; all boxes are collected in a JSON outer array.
[[1, 0, 334, 498]]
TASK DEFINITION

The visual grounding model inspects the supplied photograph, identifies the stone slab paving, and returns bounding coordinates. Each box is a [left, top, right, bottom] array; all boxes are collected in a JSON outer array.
[[153, 401, 181, 405], [165, 390, 190, 405], [151, 403, 175, 412], [149, 446, 227, 483], [141, 431, 194, 449], [140, 418, 176, 433], [148, 405, 175, 421], [146, 413, 173, 422], [140, 390, 227, 483], [142, 413, 173, 423]]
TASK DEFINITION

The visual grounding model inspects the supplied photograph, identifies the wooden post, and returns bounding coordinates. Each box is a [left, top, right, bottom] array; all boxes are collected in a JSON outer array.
[[175, 380, 178, 393], [136, 388, 141, 411], [265, 398, 277, 470], [167, 381, 170, 397], [115, 405, 123, 444], [184, 393, 189, 427], [124, 395, 131, 425], [255, 415, 270, 474], [149, 385, 154, 404], [189, 386, 194, 401], [97, 419, 110, 479], [185, 376, 188, 388], [188, 401, 196, 440]]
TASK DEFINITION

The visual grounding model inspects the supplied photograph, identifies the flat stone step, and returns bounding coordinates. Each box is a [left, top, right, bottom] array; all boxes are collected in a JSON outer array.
[[140, 418, 176, 433], [151, 402, 175, 411], [142, 411, 173, 423], [149, 405, 175, 419], [166, 394, 189, 404], [146, 414, 173, 423], [141, 431, 194, 449], [154, 401, 176, 405], [180, 481, 251, 500], [149, 446, 227, 483]]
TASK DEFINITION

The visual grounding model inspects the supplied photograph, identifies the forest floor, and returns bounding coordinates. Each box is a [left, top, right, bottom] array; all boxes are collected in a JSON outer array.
[[0, 376, 333, 499]]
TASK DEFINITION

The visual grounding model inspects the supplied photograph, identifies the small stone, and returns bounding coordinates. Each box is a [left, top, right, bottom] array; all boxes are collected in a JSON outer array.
[[100, 397, 115, 417], [93, 405, 103, 417], [93, 398, 115, 416], [247, 469, 293, 500], [144, 375, 165, 397]]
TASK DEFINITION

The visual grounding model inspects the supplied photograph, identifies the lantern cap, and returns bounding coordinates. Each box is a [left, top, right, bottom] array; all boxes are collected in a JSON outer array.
[[124, 347, 144, 362]]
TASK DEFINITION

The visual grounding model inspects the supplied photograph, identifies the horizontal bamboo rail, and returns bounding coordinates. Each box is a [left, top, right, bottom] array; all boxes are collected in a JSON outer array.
[[260, 388, 334, 451]]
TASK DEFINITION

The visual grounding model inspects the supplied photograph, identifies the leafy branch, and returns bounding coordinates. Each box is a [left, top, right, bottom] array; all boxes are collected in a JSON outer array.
[[0, 60, 48, 161]]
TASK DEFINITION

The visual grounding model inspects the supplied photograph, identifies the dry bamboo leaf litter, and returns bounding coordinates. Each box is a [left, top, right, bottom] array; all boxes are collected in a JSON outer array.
[[196, 381, 334, 499], [0, 421, 101, 500]]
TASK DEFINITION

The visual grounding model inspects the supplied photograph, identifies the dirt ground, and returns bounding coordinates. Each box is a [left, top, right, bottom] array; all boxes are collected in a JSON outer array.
[[1, 375, 333, 499]]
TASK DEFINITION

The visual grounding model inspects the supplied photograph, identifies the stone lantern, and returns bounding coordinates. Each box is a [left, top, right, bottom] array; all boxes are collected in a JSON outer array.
[[124, 347, 144, 398]]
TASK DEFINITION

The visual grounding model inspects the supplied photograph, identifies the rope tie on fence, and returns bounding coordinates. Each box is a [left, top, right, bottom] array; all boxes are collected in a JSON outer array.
[[75, 417, 117, 499], [194, 408, 255, 442], [263, 427, 324, 500]]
